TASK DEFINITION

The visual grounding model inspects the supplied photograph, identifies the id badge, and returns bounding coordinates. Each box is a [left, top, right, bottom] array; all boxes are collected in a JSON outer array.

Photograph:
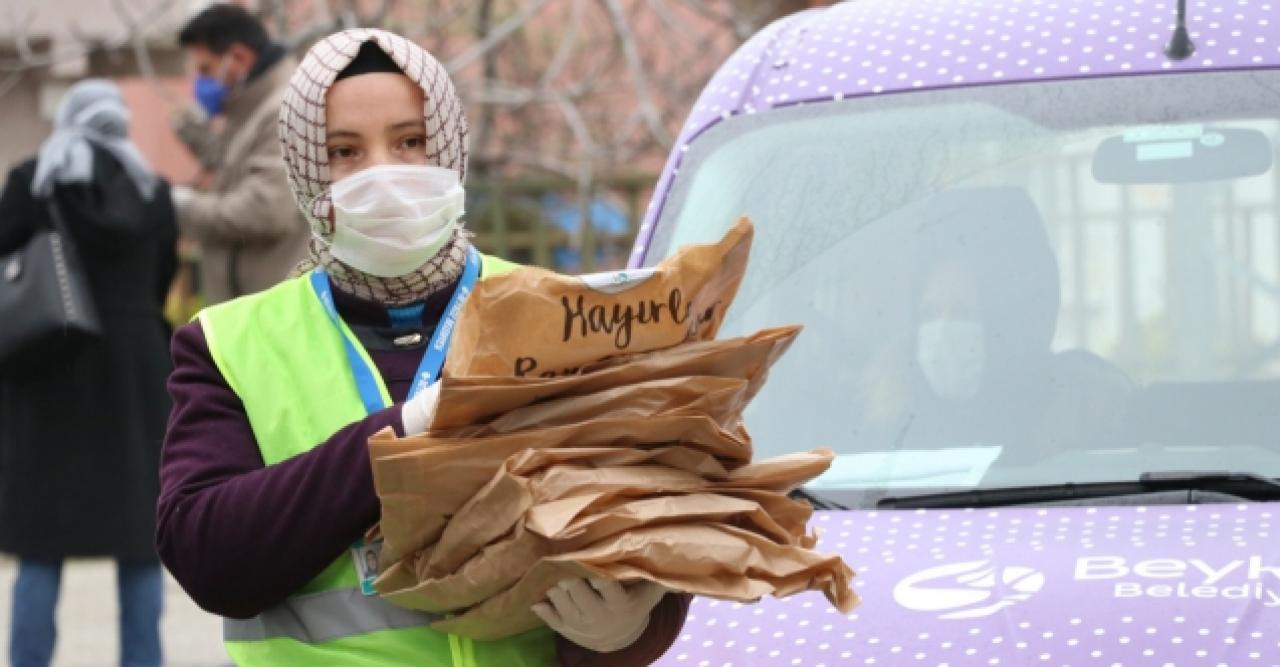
[[350, 537, 383, 596]]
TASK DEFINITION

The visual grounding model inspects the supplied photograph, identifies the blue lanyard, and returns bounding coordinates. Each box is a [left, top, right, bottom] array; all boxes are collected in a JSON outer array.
[[308, 247, 482, 414]]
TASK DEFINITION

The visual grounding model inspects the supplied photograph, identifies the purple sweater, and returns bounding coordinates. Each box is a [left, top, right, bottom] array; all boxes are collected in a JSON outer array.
[[156, 282, 688, 666]]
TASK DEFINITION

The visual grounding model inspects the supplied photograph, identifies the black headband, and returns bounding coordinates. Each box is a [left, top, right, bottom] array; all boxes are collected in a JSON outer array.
[[335, 41, 404, 81]]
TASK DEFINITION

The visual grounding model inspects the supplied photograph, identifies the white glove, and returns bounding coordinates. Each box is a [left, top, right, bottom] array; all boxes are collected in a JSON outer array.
[[400, 382, 441, 435], [170, 185, 196, 210], [532, 578, 666, 653]]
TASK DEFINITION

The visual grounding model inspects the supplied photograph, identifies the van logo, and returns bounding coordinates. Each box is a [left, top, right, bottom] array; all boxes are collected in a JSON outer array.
[[894, 560, 1045, 619]]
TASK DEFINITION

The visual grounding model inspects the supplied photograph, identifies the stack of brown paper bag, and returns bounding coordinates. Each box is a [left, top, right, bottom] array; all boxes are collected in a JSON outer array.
[[368, 218, 858, 641]]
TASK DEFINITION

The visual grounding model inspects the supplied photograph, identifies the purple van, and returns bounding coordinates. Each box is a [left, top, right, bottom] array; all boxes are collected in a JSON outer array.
[[632, 0, 1280, 664]]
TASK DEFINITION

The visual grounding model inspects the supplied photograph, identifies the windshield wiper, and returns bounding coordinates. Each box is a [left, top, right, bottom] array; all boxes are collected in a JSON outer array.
[[790, 487, 848, 511], [877, 471, 1280, 509]]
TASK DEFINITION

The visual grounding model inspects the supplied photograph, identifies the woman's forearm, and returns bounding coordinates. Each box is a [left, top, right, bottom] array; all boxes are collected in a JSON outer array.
[[156, 321, 401, 618]]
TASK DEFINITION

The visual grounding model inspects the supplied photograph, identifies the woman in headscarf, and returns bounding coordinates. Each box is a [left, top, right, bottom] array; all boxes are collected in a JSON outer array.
[[0, 78, 177, 667], [157, 30, 687, 666]]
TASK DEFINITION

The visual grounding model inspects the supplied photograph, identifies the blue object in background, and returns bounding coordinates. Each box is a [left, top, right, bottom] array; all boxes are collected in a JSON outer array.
[[542, 193, 630, 272]]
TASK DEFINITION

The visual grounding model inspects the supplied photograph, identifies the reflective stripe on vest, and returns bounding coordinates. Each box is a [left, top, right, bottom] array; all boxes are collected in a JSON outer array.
[[199, 253, 554, 666], [223, 588, 444, 644]]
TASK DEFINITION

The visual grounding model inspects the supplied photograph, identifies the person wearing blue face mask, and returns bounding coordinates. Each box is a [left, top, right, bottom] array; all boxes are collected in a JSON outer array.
[[170, 3, 310, 305]]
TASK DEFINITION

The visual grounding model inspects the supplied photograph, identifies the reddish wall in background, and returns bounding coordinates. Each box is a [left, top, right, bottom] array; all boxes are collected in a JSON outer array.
[[116, 76, 203, 187]]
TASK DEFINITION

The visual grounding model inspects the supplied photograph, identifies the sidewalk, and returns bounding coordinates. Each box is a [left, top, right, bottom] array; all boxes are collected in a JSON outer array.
[[0, 557, 227, 666]]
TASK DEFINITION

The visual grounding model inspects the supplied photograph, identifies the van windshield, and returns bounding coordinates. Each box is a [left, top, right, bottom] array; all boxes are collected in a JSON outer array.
[[644, 70, 1280, 506]]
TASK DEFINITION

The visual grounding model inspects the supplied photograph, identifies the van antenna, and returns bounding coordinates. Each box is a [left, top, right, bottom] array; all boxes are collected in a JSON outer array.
[[1165, 0, 1196, 61]]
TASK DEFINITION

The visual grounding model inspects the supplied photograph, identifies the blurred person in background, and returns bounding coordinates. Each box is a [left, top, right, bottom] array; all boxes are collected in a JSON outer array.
[[857, 188, 1132, 460], [0, 79, 177, 667], [157, 31, 687, 666], [171, 3, 309, 305]]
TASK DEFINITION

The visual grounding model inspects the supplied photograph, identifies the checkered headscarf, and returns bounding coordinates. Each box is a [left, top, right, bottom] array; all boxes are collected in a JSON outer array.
[[280, 29, 472, 305]]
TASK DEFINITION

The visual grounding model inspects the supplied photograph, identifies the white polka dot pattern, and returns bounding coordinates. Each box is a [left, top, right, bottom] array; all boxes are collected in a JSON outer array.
[[627, 0, 1280, 267], [653, 504, 1280, 665]]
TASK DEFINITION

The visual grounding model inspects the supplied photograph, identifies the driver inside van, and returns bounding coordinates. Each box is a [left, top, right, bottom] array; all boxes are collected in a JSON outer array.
[[857, 187, 1132, 461]]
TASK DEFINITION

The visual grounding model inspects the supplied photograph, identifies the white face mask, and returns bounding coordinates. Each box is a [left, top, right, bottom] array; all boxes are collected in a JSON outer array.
[[917, 319, 986, 400], [328, 164, 465, 278]]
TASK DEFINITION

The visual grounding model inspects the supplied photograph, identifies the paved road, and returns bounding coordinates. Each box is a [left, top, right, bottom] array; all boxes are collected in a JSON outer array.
[[0, 558, 227, 666]]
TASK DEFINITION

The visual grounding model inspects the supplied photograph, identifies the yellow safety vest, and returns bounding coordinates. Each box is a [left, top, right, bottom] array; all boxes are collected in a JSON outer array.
[[198, 255, 557, 666]]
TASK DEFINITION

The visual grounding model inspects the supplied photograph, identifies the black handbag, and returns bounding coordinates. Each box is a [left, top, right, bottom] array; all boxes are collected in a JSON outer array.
[[0, 197, 101, 373]]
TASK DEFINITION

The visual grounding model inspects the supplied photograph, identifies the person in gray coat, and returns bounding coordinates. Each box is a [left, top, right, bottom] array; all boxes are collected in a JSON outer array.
[[171, 4, 310, 304]]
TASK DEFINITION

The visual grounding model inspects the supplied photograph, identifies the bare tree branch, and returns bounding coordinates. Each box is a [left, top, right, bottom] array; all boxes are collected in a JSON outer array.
[[9, 9, 42, 65], [470, 0, 500, 169], [506, 148, 580, 180], [552, 90, 596, 162], [285, 0, 347, 53], [537, 0, 586, 89], [107, 0, 184, 104], [674, 0, 740, 35], [355, 0, 393, 28], [445, 0, 552, 74], [599, 0, 672, 146], [470, 81, 539, 106], [261, 0, 288, 40], [644, 0, 703, 41], [398, 0, 471, 42]]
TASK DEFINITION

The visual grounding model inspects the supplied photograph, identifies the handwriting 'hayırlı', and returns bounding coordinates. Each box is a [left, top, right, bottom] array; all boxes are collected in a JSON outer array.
[[443, 218, 753, 379], [559, 287, 692, 350]]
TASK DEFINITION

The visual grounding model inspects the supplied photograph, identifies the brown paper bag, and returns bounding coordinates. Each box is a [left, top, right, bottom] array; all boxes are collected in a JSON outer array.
[[381, 525, 549, 613], [394, 445, 732, 578], [718, 449, 839, 494], [531, 492, 800, 550], [424, 464, 708, 578], [382, 490, 818, 614], [504, 445, 731, 480], [443, 218, 754, 378], [432, 325, 800, 430], [422, 464, 533, 578], [370, 415, 751, 564], [382, 448, 832, 611], [431, 449, 832, 580], [430, 523, 858, 641], [444, 376, 751, 437], [719, 489, 818, 549]]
